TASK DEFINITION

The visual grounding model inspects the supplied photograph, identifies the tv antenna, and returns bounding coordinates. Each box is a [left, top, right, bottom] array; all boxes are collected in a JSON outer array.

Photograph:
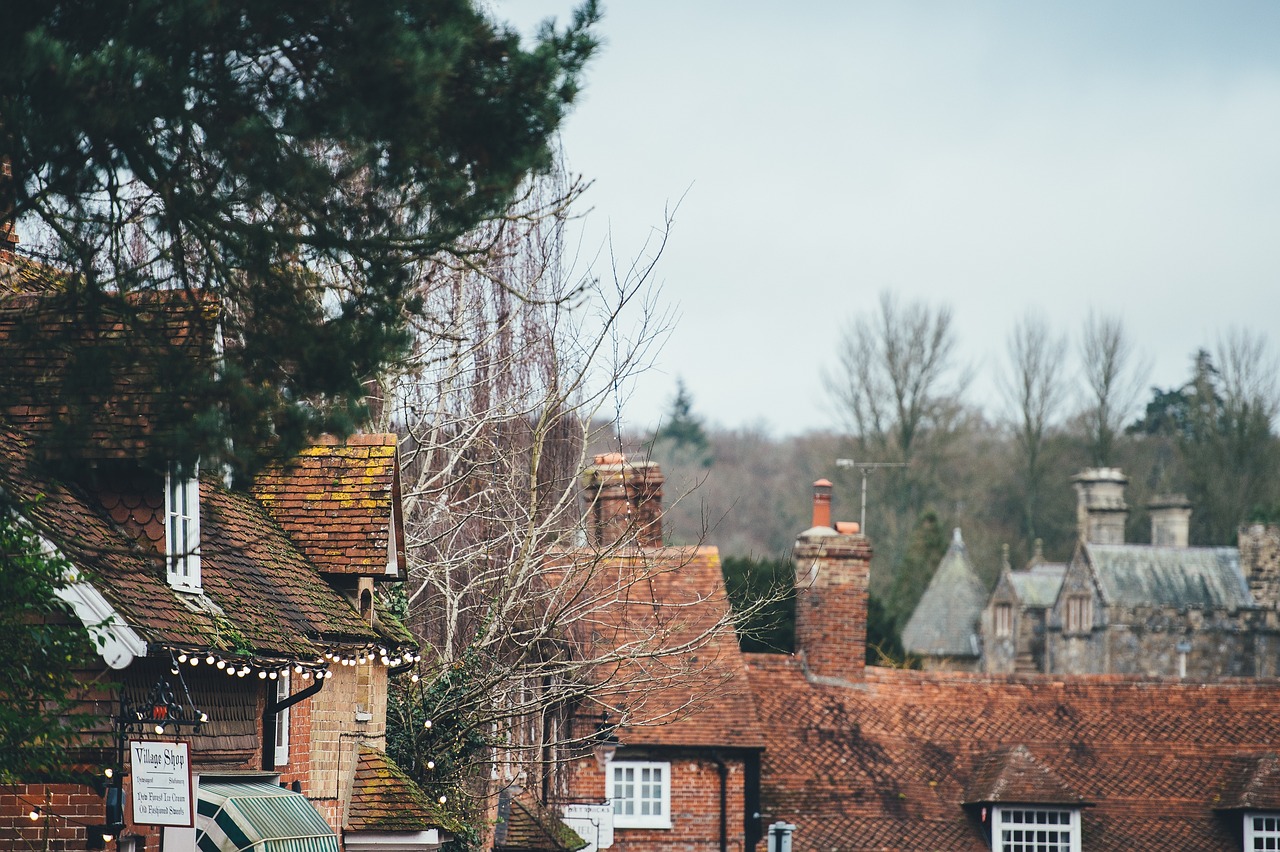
[[835, 458, 907, 536]]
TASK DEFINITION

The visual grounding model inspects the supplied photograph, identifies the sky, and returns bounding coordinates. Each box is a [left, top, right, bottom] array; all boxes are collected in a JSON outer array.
[[494, 1, 1280, 437]]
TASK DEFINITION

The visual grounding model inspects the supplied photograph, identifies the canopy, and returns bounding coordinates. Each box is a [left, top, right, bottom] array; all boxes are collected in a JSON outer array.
[[196, 781, 340, 852]]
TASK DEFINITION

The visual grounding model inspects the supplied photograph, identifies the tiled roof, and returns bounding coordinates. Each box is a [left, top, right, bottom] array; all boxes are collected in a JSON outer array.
[[0, 424, 392, 660], [901, 530, 987, 658], [1086, 544, 1250, 610], [0, 288, 216, 463], [494, 790, 588, 852], [251, 434, 404, 578], [347, 746, 457, 833], [1009, 564, 1065, 608], [746, 658, 1280, 851], [570, 546, 763, 751], [1218, 754, 1280, 811], [965, 745, 1085, 806]]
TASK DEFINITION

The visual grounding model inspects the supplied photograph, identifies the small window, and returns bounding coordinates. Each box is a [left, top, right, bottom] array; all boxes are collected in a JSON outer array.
[[274, 671, 290, 767], [165, 462, 201, 591], [1065, 596, 1092, 635], [992, 806, 1080, 852], [995, 604, 1013, 638], [1246, 813, 1280, 850], [612, 761, 671, 829]]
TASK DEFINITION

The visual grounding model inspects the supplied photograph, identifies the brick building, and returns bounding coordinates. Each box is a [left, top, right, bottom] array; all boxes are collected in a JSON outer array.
[[0, 284, 447, 850], [744, 479, 1280, 850]]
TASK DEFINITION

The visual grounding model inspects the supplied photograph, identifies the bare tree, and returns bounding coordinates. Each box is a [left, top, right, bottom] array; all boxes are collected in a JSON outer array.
[[826, 291, 967, 468], [1079, 311, 1148, 467], [371, 170, 752, 824], [1002, 313, 1068, 545]]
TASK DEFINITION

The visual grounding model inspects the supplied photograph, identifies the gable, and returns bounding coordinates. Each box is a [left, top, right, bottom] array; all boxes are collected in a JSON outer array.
[[902, 533, 987, 658]]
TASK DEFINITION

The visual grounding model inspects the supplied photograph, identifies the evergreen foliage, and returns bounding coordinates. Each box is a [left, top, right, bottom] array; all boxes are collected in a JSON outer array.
[[886, 509, 948, 635], [720, 556, 794, 653], [0, 497, 96, 783], [1, 0, 599, 480], [652, 379, 710, 455]]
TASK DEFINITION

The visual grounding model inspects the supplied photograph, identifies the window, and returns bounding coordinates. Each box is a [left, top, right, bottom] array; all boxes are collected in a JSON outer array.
[[992, 807, 1080, 852], [1246, 813, 1280, 850], [274, 671, 290, 767], [611, 761, 671, 829], [995, 604, 1013, 638], [165, 462, 201, 591], [1065, 596, 1092, 635]]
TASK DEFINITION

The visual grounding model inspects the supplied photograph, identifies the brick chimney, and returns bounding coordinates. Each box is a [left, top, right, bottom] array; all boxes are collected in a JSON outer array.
[[793, 479, 873, 685], [581, 453, 664, 548], [1148, 494, 1192, 547], [1072, 468, 1128, 545]]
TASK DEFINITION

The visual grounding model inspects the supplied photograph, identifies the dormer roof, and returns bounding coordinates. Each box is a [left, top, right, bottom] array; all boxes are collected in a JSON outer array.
[[965, 745, 1085, 806], [252, 434, 406, 579]]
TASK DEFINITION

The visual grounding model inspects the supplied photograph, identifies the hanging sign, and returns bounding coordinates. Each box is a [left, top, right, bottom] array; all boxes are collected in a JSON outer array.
[[130, 740, 194, 827]]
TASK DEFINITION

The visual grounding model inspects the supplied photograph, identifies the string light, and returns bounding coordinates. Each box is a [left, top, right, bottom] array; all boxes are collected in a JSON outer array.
[[189, 656, 199, 666], [28, 807, 40, 821], [177, 653, 188, 663], [426, 760, 435, 770], [438, 795, 447, 804], [205, 654, 215, 665], [104, 768, 113, 779], [216, 659, 227, 670], [424, 720, 432, 729], [268, 671, 278, 680], [258, 671, 267, 679]]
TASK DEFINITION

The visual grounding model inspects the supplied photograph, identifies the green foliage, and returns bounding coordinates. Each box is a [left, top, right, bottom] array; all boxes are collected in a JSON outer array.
[[0, 499, 96, 783], [865, 594, 910, 667], [720, 556, 794, 653], [387, 647, 495, 852], [886, 509, 948, 635], [2, 0, 599, 480], [652, 379, 710, 458]]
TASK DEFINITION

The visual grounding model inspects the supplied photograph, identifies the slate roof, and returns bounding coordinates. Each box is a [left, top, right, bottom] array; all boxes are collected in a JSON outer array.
[[745, 658, 1280, 851], [347, 746, 459, 834], [0, 423, 407, 661], [901, 529, 987, 658], [1085, 543, 1251, 610], [251, 434, 405, 579], [569, 545, 763, 751], [1008, 563, 1066, 608]]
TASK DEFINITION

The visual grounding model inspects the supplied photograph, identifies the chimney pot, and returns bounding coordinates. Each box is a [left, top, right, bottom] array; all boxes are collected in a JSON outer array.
[[812, 479, 833, 529], [582, 454, 664, 548]]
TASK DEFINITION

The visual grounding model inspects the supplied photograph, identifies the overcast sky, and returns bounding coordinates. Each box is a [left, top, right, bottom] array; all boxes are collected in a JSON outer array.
[[494, 1, 1280, 437]]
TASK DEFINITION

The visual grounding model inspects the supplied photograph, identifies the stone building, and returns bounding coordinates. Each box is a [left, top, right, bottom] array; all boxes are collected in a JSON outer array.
[[982, 543, 1066, 675], [901, 528, 986, 671]]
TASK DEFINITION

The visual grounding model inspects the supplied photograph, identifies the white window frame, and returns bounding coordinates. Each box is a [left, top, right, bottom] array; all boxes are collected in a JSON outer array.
[[165, 462, 201, 592], [1246, 812, 1280, 850], [610, 760, 671, 829], [991, 806, 1080, 852], [274, 671, 290, 767], [994, 603, 1013, 638]]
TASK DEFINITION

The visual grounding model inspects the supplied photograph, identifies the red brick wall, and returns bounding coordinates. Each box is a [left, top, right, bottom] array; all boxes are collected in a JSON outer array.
[[565, 753, 752, 852], [793, 530, 872, 683], [0, 783, 113, 851]]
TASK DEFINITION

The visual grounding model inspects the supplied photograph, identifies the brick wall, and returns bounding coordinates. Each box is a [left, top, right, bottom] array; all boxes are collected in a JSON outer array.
[[792, 530, 872, 684], [307, 660, 389, 830], [564, 753, 752, 852], [0, 783, 111, 851]]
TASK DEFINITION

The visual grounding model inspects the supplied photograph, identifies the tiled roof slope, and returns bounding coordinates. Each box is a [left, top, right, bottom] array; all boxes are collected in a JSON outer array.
[[1218, 754, 1280, 811], [746, 658, 1280, 851], [1009, 564, 1065, 608], [0, 288, 216, 462], [567, 546, 763, 751], [347, 746, 457, 833], [251, 434, 404, 578], [1086, 543, 1250, 609], [0, 425, 387, 659], [494, 790, 588, 852], [901, 530, 987, 658], [965, 745, 1084, 805]]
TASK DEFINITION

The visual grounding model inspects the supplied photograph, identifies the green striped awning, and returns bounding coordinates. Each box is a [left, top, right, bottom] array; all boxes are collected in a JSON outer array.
[[196, 781, 340, 852]]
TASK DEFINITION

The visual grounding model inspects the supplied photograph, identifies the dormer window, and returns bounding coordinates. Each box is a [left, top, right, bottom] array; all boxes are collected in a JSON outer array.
[[1246, 813, 1280, 850], [995, 603, 1013, 638], [1065, 596, 1092, 635], [992, 806, 1080, 852], [165, 462, 201, 591]]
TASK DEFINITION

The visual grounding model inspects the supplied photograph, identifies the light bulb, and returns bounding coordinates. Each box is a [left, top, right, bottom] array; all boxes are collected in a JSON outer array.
[[177, 653, 188, 663], [294, 664, 303, 674], [104, 767, 113, 779], [155, 724, 164, 734], [199, 712, 209, 722], [205, 654, 215, 665], [238, 669, 248, 677], [411, 674, 420, 683], [426, 760, 435, 770], [424, 720, 432, 729], [258, 671, 267, 679], [189, 657, 199, 666], [28, 807, 40, 821], [269, 671, 278, 680], [438, 795, 447, 804], [216, 659, 227, 670]]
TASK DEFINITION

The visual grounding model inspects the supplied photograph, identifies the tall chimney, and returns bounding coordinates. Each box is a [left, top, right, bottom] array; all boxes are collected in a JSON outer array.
[[1240, 523, 1280, 610], [1148, 494, 1191, 547], [581, 453, 664, 548], [793, 479, 872, 685], [1071, 468, 1129, 545]]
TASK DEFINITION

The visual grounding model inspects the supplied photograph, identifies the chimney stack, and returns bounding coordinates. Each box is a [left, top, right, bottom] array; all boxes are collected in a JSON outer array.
[[1071, 468, 1129, 545], [793, 479, 872, 685], [1148, 494, 1192, 547], [581, 453, 664, 549]]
